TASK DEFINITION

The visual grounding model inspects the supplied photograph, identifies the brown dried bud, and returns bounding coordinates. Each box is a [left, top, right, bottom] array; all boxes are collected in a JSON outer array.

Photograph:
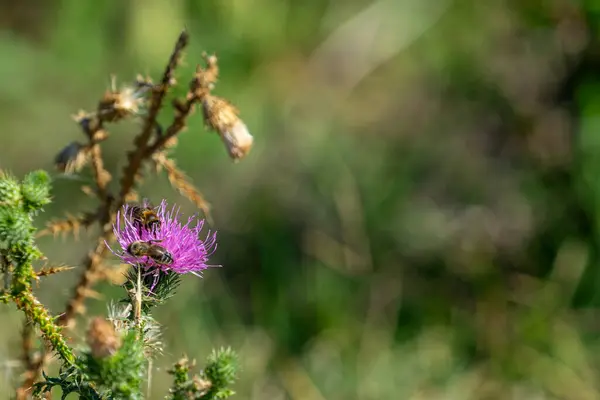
[[220, 120, 253, 161], [90, 129, 109, 143], [201, 95, 253, 161], [193, 376, 212, 394], [135, 74, 154, 89], [87, 317, 122, 359], [55, 141, 90, 174], [195, 53, 219, 94], [97, 87, 144, 122], [97, 77, 150, 122]]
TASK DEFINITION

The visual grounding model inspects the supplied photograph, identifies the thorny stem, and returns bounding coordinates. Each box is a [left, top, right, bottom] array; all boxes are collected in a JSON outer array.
[[24, 223, 113, 393], [59, 238, 111, 328], [89, 142, 111, 202], [18, 356, 45, 399], [22, 228, 112, 393], [78, 114, 112, 203], [119, 29, 190, 201], [21, 321, 34, 371], [16, 322, 36, 400], [145, 67, 202, 155], [10, 249, 74, 396], [13, 287, 75, 366], [169, 358, 191, 400]]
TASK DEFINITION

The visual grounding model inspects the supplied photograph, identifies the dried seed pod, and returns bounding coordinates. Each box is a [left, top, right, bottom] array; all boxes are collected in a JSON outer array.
[[97, 77, 150, 122], [193, 376, 212, 394], [201, 95, 253, 161], [219, 119, 253, 161], [197, 52, 219, 91], [87, 317, 122, 359], [54, 141, 90, 174], [134, 74, 155, 90]]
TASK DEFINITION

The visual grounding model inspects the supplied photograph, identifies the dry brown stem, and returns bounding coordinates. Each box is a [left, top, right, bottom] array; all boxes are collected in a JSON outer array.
[[89, 142, 111, 201], [119, 29, 189, 200], [20, 321, 34, 372], [36, 265, 76, 278], [145, 68, 202, 155], [16, 322, 37, 400], [73, 112, 112, 202], [17, 351, 48, 399], [58, 238, 111, 329], [37, 212, 98, 239]]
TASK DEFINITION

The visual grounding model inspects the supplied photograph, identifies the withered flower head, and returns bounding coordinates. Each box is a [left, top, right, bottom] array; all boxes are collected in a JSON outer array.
[[193, 376, 213, 394], [97, 77, 150, 122], [201, 95, 253, 161], [54, 141, 90, 174], [87, 317, 122, 359]]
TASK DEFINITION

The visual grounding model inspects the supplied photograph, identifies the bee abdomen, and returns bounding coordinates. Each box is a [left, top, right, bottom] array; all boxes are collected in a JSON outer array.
[[156, 252, 173, 265], [149, 248, 174, 265]]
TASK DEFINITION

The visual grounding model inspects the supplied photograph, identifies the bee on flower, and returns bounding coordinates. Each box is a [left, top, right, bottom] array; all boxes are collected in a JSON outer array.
[[107, 200, 217, 278]]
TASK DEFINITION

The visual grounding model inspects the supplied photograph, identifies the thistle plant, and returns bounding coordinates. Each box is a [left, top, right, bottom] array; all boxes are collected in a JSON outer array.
[[1, 29, 247, 399]]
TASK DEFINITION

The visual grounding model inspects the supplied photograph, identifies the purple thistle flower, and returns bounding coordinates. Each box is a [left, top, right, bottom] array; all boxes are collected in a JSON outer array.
[[108, 200, 217, 277]]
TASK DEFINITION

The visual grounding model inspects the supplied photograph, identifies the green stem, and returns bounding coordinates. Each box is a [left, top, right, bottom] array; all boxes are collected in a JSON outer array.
[[12, 280, 75, 365], [169, 359, 191, 400]]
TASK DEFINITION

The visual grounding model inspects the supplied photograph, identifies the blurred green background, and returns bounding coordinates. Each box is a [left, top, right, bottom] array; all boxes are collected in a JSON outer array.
[[3, 0, 600, 398]]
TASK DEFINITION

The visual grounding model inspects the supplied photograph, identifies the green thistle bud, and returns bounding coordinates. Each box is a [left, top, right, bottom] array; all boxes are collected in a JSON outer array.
[[0, 172, 22, 207], [202, 347, 238, 399], [0, 207, 33, 248], [20, 170, 52, 212], [83, 331, 145, 399]]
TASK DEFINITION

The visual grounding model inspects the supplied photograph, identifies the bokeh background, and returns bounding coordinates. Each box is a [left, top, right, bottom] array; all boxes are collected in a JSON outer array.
[[2, 0, 600, 398]]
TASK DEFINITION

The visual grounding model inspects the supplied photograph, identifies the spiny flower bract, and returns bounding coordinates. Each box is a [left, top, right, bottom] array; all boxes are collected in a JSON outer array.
[[109, 200, 217, 276]]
